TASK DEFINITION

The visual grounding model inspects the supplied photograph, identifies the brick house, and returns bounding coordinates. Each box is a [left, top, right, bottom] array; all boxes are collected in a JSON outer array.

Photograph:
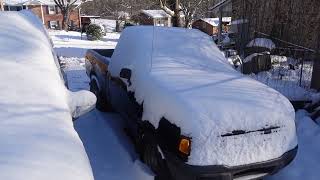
[[3, 0, 81, 30], [135, 10, 172, 27], [192, 17, 231, 36]]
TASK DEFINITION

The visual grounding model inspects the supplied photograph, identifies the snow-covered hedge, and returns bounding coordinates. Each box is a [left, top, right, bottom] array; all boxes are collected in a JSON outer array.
[[86, 24, 104, 41]]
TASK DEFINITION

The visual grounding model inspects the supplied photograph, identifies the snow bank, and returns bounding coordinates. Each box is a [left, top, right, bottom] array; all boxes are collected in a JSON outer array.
[[0, 11, 93, 180], [247, 38, 276, 50], [110, 26, 297, 166], [268, 110, 320, 180]]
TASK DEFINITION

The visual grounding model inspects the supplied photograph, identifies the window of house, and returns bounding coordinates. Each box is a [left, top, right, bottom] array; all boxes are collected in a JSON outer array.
[[48, 5, 56, 15], [155, 19, 165, 26], [49, 21, 59, 29]]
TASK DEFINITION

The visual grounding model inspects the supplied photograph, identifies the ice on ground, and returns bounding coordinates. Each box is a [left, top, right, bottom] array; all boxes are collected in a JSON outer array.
[[267, 110, 320, 180], [75, 111, 154, 180], [110, 26, 297, 166], [247, 38, 276, 50], [0, 11, 93, 180]]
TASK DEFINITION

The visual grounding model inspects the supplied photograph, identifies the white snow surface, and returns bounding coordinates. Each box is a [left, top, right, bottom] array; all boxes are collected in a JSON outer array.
[[141, 10, 171, 18], [0, 11, 93, 180], [90, 19, 116, 32], [267, 110, 320, 180], [247, 38, 276, 50], [109, 26, 298, 166], [202, 17, 232, 27]]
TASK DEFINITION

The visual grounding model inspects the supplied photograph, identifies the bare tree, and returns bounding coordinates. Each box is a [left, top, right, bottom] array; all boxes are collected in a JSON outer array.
[[54, 0, 83, 31], [81, 0, 157, 31], [159, 0, 209, 27]]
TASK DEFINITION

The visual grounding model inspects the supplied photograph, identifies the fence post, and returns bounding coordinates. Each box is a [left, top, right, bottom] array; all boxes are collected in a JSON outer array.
[[311, 53, 320, 90]]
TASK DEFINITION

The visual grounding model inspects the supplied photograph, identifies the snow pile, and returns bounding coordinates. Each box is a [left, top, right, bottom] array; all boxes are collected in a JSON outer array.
[[248, 55, 315, 101], [141, 10, 171, 18], [268, 110, 320, 180], [202, 17, 232, 27], [0, 11, 93, 180], [91, 19, 116, 32], [247, 38, 276, 50], [110, 26, 297, 166]]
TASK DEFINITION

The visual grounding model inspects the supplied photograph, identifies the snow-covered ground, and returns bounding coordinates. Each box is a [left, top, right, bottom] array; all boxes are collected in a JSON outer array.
[[50, 30, 320, 180], [50, 30, 120, 57]]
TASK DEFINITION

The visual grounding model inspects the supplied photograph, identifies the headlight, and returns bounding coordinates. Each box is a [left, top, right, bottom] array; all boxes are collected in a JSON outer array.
[[178, 137, 191, 155]]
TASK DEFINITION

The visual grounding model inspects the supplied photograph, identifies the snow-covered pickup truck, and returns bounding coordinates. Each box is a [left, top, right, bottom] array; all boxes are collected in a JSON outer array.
[[85, 26, 298, 180], [0, 11, 96, 180]]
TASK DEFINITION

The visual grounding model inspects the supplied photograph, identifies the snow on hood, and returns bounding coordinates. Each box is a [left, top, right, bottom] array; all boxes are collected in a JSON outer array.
[[110, 26, 297, 166], [0, 12, 93, 179]]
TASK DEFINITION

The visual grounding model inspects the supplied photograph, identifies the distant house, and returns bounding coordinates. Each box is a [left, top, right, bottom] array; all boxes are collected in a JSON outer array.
[[136, 10, 172, 27], [192, 17, 231, 36], [3, 0, 81, 30]]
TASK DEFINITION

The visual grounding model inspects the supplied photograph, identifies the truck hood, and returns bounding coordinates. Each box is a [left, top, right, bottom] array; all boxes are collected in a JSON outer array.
[[143, 56, 298, 166]]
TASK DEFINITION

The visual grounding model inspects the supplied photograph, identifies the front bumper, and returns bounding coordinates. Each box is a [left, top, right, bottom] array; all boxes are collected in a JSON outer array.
[[165, 146, 298, 180]]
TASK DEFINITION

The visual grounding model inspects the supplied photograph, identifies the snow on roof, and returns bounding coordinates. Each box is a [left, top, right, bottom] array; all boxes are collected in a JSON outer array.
[[4, 0, 81, 5], [247, 38, 276, 50], [110, 26, 297, 166], [0, 11, 93, 180], [141, 10, 171, 18], [231, 19, 249, 25], [201, 17, 231, 26]]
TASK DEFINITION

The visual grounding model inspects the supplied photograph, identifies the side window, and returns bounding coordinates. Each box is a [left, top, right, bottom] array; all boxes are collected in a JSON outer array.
[[48, 5, 56, 15], [49, 21, 59, 29]]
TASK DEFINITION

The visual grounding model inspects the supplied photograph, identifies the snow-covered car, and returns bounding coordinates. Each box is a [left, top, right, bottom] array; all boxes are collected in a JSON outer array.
[[0, 11, 96, 179], [85, 26, 298, 180]]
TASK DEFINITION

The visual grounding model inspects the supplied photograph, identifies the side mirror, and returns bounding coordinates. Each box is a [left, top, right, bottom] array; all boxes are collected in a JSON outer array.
[[68, 90, 97, 120], [120, 68, 131, 80], [120, 68, 132, 86]]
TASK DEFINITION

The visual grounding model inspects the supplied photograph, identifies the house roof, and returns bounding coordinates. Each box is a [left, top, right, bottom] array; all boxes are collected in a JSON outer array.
[[201, 17, 231, 27], [4, 0, 81, 6], [141, 10, 171, 18]]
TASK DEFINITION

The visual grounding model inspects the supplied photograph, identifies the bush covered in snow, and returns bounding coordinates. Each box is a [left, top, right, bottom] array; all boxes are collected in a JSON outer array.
[[86, 24, 104, 41]]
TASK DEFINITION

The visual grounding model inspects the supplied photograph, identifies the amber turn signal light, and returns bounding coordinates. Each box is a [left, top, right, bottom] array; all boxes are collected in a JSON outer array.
[[178, 138, 191, 155]]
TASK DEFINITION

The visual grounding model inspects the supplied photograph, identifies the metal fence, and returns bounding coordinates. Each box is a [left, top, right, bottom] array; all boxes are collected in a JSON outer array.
[[243, 32, 317, 101]]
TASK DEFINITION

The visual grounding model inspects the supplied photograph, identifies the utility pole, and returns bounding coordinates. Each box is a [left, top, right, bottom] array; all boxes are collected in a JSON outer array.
[[218, 6, 223, 44], [0, 0, 4, 11]]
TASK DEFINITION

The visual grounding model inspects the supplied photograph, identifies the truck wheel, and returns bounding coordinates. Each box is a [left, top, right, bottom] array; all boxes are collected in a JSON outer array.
[[89, 79, 112, 112], [141, 132, 171, 179]]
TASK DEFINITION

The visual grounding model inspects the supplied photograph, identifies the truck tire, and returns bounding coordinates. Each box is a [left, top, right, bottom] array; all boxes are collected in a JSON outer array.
[[89, 79, 112, 112], [139, 124, 172, 179]]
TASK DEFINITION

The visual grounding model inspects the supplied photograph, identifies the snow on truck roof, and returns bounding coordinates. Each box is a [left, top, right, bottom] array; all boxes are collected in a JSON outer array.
[[0, 11, 93, 179], [110, 26, 297, 166]]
